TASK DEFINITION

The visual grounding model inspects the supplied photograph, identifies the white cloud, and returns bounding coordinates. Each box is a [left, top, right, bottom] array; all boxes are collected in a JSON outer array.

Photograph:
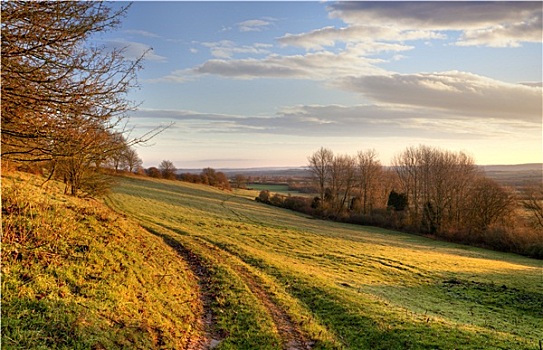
[[201, 40, 271, 59], [328, 2, 542, 47], [338, 71, 542, 122], [132, 97, 540, 140], [192, 48, 386, 80], [520, 82, 543, 88], [456, 16, 542, 47], [147, 68, 193, 83], [124, 29, 161, 38], [278, 25, 445, 50], [237, 19, 272, 32]]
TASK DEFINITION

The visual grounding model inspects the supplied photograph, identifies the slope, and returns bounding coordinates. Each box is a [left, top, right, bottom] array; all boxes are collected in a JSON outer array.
[[1, 172, 202, 349], [106, 175, 543, 350]]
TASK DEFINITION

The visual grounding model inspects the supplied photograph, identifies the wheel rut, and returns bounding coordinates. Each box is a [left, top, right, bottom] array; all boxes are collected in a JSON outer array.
[[149, 195, 314, 349], [234, 261, 313, 350], [155, 234, 221, 350], [200, 238, 314, 350], [218, 195, 313, 349]]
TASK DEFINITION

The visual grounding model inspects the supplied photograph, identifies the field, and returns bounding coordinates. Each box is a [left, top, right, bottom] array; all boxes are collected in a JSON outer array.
[[248, 183, 309, 197], [106, 175, 543, 349]]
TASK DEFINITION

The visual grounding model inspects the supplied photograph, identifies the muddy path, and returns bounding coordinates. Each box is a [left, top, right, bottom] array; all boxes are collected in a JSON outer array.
[[155, 234, 221, 350], [158, 228, 313, 349], [200, 236, 314, 349]]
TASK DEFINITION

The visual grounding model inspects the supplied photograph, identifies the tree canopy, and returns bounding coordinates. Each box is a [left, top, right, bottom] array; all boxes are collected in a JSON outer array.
[[1, 2, 164, 195]]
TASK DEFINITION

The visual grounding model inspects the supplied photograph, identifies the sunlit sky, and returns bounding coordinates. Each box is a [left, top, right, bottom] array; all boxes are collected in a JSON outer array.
[[99, 1, 542, 168]]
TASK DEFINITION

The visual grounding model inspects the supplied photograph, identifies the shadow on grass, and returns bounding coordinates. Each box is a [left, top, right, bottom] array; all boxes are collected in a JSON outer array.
[[202, 239, 543, 350], [1, 297, 151, 350]]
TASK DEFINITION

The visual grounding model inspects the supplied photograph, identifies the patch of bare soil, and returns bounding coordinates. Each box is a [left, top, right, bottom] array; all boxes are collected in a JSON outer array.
[[156, 234, 221, 350], [153, 220, 312, 349]]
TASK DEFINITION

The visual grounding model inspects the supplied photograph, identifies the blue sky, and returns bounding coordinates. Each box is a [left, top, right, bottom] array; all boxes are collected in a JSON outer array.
[[99, 1, 542, 168]]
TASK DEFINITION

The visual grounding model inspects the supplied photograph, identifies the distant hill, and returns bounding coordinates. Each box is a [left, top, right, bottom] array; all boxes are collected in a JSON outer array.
[[177, 167, 311, 178], [176, 163, 542, 187], [480, 163, 542, 187], [480, 163, 542, 172]]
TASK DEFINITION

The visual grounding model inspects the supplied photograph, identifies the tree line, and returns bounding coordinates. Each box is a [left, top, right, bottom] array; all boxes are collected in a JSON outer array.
[[259, 146, 542, 258], [145, 160, 231, 190], [1, 2, 164, 196]]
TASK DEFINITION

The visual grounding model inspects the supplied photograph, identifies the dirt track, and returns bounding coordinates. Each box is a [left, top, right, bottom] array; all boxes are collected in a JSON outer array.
[[156, 228, 312, 349]]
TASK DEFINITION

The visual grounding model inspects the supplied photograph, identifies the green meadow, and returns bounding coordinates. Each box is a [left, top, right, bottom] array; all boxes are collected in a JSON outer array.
[[248, 183, 308, 197], [106, 175, 543, 350]]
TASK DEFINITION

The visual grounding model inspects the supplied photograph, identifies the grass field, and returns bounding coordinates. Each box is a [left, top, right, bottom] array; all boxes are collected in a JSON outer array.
[[1, 172, 202, 349], [106, 175, 543, 350], [248, 183, 309, 197]]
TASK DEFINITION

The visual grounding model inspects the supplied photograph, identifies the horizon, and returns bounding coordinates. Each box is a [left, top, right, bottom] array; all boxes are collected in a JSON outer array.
[[168, 162, 543, 172], [98, 2, 542, 169]]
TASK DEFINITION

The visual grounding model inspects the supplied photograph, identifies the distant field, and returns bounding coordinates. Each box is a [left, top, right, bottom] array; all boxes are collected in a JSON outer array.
[[107, 176, 543, 350], [248, 183, 310, 196]]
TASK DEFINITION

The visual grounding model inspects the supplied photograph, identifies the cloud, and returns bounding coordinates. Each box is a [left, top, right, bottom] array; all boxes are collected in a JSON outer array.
[[338, 71, 542, 122], [124, 29, 161, 38], [456, 16, 542, 47], [201, 40, 272, 59], [328, 2, 542, 47], [520, 82, 543, 88], [105, 39, 167, 62], [191, 47, 387, 80], [131, 97, 539, 140], [237, 19, 273, 32], [157, 39, 408, 82], [279, 25, 445, 50], [329, 2, 541, 29]]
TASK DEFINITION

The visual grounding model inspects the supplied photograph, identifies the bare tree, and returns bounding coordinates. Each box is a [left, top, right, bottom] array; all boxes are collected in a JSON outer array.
[[465, 177, 513, 233], [159, 160, 177, 180], [356, 149, 382, 214], [233, 174, 248, 189], [123, 147, 143, 173], [308, 147, 333, 203], [328, 154, 356, 215], [522, 182, 543, 230], [393, 145, 478, 234], [2, 2, 135, 161], [1, 2, 169, 195], [393, 146, 423, 222]]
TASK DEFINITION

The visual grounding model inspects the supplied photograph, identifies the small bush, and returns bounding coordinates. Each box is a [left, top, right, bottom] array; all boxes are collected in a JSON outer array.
[[257, 190, 271, 203]]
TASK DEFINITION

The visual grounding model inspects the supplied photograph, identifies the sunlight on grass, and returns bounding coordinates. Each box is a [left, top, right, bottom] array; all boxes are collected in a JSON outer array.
[[2, 173, 201, 349], [107, 176, 543, 349]]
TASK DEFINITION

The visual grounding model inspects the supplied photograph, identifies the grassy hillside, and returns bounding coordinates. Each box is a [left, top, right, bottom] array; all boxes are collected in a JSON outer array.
[[1, 172, 203, 349], [106, 175, 543, 350]]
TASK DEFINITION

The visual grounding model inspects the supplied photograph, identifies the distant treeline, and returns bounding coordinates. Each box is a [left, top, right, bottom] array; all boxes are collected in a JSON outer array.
[[257, 146, 543, 259], [145, 161, 231, 190]]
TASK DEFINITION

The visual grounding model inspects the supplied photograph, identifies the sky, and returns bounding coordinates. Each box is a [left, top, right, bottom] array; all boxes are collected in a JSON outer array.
[[98, 1, 542, 168]]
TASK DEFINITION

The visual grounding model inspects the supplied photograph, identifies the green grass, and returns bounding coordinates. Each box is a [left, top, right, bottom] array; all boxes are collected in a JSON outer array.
[[4, 172, 540, 349], [106, 175, 543, 349], [248, 183, 309, 196], [1, 172, 201, 349]]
